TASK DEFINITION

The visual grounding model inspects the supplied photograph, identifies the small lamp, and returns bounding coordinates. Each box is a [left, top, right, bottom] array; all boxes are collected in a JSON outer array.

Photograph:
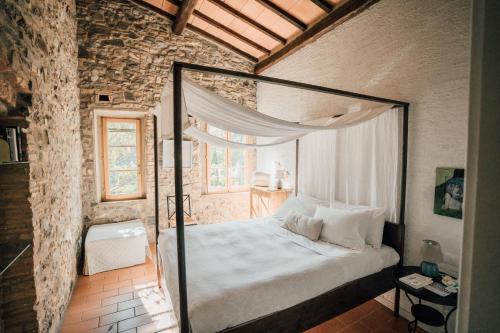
[[420, 239, 443, 278]]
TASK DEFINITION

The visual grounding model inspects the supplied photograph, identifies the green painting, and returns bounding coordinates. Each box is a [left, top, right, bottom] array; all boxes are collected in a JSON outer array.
[[434, 168, 464, 219]]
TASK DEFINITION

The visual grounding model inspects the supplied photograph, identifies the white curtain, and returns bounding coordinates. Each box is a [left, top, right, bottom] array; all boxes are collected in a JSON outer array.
[[298, 108, 401, 222], [154, 76, 391, 145]]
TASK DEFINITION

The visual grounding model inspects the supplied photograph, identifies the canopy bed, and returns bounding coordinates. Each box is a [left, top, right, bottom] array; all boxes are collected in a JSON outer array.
[[152, 62, 410, 333]]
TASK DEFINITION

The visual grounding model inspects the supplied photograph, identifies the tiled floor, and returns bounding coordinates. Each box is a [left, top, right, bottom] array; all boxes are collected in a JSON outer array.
[[62, 247, 423, 333]]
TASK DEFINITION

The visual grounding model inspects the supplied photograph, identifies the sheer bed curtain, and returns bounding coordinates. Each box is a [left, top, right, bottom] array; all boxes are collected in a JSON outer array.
[[299, 108, 401, 222]]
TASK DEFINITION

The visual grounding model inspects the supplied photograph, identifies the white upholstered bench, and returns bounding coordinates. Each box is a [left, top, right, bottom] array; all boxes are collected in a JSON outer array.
[[84, 220, 151, 275]]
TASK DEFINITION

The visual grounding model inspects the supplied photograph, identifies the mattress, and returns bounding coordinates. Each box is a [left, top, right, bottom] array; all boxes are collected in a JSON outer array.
[[158, 217, 399, 333]]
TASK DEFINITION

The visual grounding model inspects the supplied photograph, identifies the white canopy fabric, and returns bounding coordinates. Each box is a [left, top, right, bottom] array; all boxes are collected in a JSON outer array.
[[154, 76, 393, 149], [184, 127, 305, 149], [298, 108, 402, 222]]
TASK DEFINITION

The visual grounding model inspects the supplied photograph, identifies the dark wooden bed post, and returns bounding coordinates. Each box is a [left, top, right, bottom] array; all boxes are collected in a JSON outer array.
[[153, 115, 161, 288], [393, 103, 409, 317], [173, 63, 190, 333]]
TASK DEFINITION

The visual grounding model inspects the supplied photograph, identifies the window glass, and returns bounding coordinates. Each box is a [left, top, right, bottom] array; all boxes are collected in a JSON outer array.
[[206, 126, 250, 193], [102, 118, 143, 200]]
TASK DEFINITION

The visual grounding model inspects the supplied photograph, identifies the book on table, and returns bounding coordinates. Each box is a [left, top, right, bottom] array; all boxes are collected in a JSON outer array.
[[399, 273, 433, 289]]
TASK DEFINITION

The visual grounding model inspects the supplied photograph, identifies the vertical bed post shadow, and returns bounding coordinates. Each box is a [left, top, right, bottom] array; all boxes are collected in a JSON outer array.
[[154, 115, 161, 288], [173, 63, 190, 333], [394, 104, 409, 317]]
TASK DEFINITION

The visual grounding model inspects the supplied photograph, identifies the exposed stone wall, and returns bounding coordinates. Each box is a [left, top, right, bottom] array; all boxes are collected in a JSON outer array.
[[0, 1, 82, 332], [77, 0, 256, 238]]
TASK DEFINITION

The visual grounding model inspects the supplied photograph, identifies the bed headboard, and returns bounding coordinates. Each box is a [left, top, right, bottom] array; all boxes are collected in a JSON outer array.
[[382, 221, 405, 265]]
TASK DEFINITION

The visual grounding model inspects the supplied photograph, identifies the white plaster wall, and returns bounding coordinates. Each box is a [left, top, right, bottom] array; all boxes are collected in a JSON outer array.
[[257, 0, 470, 268]]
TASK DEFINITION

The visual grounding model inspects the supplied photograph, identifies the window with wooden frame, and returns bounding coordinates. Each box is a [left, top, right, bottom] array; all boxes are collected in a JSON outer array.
[[206, 125, 251, 193], [101, 117, 144, 201]]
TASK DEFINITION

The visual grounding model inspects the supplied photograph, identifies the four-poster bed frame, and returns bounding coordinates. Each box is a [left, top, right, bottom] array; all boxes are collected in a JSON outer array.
[[153, 61, 410, 333]]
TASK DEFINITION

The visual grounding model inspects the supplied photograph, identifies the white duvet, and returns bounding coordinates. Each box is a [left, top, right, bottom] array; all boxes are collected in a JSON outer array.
[[158, 217, 399, 333]]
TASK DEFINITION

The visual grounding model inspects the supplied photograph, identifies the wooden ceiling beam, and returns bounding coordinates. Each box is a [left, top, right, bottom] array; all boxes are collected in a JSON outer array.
[[255, 0, 307, 31], [130, 0, 258, 62], [310, 0, 334, 12], [255, 0, 379, 73], [207, 0, 287, 45], [173, 0, 198, 35], [193, 10, 271, 55], [187, 24, 259, 62]]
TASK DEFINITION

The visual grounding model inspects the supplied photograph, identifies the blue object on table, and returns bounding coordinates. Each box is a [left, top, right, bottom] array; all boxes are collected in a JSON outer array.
[[421, 260, 440, 278]]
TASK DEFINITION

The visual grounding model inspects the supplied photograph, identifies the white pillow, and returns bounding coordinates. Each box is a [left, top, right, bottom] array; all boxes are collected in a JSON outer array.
[[282, 212, 323, 241], [314, 206, 371, 250], [273, 196, 316, 219], [331, 201, 386, 249]]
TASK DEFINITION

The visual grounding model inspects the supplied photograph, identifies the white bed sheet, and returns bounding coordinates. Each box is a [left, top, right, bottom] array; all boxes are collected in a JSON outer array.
[[158, 217, 399, 333]]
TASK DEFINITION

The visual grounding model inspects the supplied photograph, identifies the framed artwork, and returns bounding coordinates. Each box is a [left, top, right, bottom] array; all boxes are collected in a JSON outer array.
[[434, 167, 464, 219], [163, 140, 192, 168]]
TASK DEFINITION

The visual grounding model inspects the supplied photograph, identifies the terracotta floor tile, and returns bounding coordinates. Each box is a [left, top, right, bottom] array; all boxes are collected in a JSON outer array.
[[361, 308, 393, 330], [337, 306, 368, 325], [86, 289, 119, 304], [67, 298, 104, 313], [102, 293, 134, 307], [62, 311, 82, 325], [100, 308, 135, 326], [133, 286, 162, 299], [357, 299, 383, 315], [82, 304, 118, 321], [118, 298, 147, 311], [119, 270, 146, 281], [134, 302, 171, 316], [132, 275, 157, 285], [60, 318, 99, 333], [120, 329, 137, 333], [306, 317, 346, 333], [89, 323, 118, 333], [73, 283, 105, 297], [119, 281, 157, 295], [338, 321, 372, 333], [103, 279, 133, 291], [117, 313, 155, 332]]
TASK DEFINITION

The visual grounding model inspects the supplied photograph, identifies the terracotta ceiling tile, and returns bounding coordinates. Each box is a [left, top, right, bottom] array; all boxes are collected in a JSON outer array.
[[220, 33, 265, 58], [191, 17, 209, 30], [272, 0, 300, 12], [201, 23, 264, 59], [287, 0, 324, 24], [256, 8, 298, 38], [244, 27, 281, 49], [227, 18, 248, 35], [213, 7, 238, 26], [224, 0, 249, 11], [268, 19, 301, 39], [239, 0, 265, 19]]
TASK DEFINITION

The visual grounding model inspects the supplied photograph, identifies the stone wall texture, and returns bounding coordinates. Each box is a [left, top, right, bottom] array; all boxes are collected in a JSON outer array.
[[77, 0, 256, 238], [0, 0, 82, 332], [256, 0, 470, 330]]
